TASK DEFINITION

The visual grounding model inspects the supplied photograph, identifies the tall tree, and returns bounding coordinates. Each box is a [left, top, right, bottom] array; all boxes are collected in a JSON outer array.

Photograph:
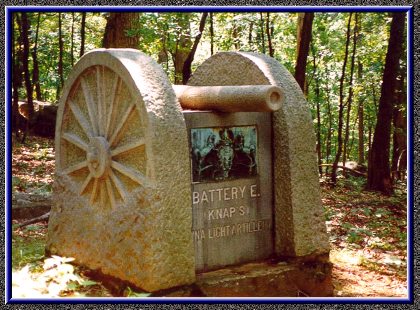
[[209, 12, 214, 55], [366, 12, 405, 194], [311, 45, 323, 175], [31, 13, 42, 101], [182, 12, 208, 84], [18, 12, 34, 143], [265, 13, 274, 57], [248, 19, 254, 47], [391, 65, 407, 180], [12, 13, 23, 138], [294, 12, 314, 94], [325, 73, 333, 174], [342, 13, 359, 172], [57, 12, 64, 99], [103, 12, 140, 48], [171, 14, 192, 84], [331, 13, 353, 185], [70, 12, 75, 66], [357, 61, 365, 165], [259, 12, 266, 54], [80, 12, 86, 57]]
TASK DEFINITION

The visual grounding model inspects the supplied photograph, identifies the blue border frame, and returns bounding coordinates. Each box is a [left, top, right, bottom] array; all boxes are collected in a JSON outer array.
[[4, 5, 414, 305]]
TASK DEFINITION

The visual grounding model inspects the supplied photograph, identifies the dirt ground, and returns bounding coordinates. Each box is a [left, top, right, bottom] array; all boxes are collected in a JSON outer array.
[[10, 136, 409, 298]]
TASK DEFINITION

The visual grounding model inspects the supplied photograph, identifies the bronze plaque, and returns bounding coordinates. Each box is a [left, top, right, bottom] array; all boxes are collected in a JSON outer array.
[[184, 111, 274, 272]]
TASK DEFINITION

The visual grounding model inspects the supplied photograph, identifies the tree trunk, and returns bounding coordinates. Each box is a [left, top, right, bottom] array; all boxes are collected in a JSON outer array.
[[70, 12, 75, 67], [266, 13, 274, 57], [19, 12, 34, 143], [312, 45, 322, 175], [331, 13, 352, 185], [57, 12, 64, 100], [248, 20, 254, 47], [157, 32, 169, 71], [259, 13, 266, 54], [171, 14, 192, 84], [80, 12, 86, 57], [324, 67, 333, 174], [366, 12, 405, 194], [391, 65, 407, 180], [182, 13, 208, 84], [210, 12, 214, 55], [232, 22, 240, 50], [12, 13, 23, 138], [103, 12, 140, 48], [343, 13, 359, 175], [367, 84, 378, 154], [357, 62, 365, 165], [294, 12, 314, 95], [32, 12, 42, 101]]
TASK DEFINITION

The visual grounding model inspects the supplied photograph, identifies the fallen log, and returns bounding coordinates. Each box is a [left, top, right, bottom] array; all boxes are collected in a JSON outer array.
[[12, 192, 52, 220], [16, 212, 50, 228]]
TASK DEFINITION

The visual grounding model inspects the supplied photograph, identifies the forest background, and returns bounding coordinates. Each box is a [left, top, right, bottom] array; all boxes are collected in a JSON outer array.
[[9, 9, 410, 298]]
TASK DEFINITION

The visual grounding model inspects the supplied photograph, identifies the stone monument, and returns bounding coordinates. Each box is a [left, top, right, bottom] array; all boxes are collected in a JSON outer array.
[[47, 49, 332, 296]]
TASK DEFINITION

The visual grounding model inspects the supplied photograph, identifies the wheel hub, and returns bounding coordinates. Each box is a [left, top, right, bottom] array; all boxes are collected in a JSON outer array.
[[87, 136, 111, 178]]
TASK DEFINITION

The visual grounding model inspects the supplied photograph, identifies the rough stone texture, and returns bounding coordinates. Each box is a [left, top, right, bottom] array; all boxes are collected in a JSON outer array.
[[47, 49, 195, 292], [161, 258, 333, 297], [188, 52, 330, 258]]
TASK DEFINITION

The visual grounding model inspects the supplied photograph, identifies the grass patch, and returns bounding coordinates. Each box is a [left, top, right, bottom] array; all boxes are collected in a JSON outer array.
[[12, 223, 48, 271]]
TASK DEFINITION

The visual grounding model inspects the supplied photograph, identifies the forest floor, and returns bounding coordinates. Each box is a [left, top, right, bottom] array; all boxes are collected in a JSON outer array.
[[10, 136, 409, 299]]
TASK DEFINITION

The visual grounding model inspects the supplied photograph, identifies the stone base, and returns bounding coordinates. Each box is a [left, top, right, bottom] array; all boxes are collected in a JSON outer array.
[[156, 258, 333, 297]]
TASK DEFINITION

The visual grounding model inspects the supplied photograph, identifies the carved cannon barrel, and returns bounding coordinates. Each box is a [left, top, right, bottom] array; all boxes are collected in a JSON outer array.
[[173, 84, 284, 112]]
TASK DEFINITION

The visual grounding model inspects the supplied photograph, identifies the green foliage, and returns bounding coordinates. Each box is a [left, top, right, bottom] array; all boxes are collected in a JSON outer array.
[[306, 12, 393, 164], [12, 225, 46, 270], [12, 176, 27, 191], [14, 12, 106, 103], [124, 286, 151, 297]]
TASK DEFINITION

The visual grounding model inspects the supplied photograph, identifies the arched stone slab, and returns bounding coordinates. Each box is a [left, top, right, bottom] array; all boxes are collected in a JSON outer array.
[[188, 52, 330, 258], [47, 49, 195, 291]]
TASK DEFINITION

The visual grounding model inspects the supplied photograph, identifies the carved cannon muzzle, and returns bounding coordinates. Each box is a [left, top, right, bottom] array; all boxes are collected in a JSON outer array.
[[173, 84, 284, 112]]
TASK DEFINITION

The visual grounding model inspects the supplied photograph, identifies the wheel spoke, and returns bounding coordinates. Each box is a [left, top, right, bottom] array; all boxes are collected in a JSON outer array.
[[111, 139, 145, 157], [90, 178, 98, 205], [100, 182, 106, 208], [108, 104, 135, 146], [106, 76, 121, 139], [62, 160, 88, 175], [68, 99, 93, 139], [105, 177, 116, 209], [96, 66, 106, 136], [111, 160, 148, 187], [62, 132, 88, 151], [79, 173, 93, 195], [81, 77, 99, 136], [109, 169, 128, 204]]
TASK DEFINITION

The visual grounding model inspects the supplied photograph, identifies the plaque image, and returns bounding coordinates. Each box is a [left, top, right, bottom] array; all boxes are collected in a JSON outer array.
[[191, 126, 257, 182]]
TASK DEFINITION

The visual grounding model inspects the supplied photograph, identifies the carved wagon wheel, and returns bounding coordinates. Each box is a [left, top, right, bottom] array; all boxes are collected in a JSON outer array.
[[56, 50, 155, 210]]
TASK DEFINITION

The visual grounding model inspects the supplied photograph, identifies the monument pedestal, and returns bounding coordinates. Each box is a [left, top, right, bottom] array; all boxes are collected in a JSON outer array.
[[160, 257, 333, 297]]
